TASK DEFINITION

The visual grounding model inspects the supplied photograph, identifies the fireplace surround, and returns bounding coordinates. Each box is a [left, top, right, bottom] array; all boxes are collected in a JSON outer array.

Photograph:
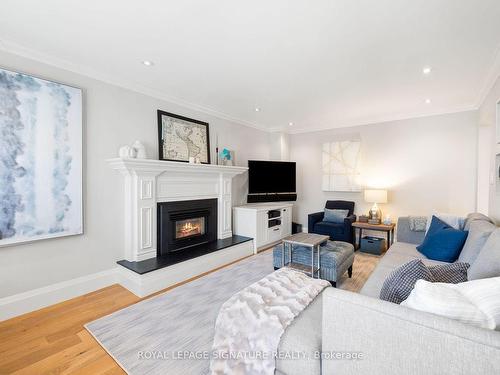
[[108, 158, 251, 297], [157, 198, 217, 256], [108, 158, 248, 262]]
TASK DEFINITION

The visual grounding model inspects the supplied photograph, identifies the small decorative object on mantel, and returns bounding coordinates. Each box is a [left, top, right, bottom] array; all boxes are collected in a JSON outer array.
[[219, 148, 235, 166], [118, 145, 137, 158], [358, 215, 369, 223], [157, 110, 210, 164], [132, 140, 147, 159]]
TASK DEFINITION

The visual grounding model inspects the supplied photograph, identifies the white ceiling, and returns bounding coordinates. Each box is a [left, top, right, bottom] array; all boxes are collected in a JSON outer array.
[[1, 0, 500, 133]]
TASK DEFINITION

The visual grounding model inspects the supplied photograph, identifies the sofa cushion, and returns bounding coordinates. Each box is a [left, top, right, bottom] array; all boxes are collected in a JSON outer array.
[[464, 212, 495, 231], [417, 216, 468, 262], [314, 221, 344, 235], [468, 228, 500, 280], [388, 241, 429, 259], [402, 277, 500, 330], [323, 208, 349, 223], [379, 260, 469, 304], [458, 220, 496, 265], [277, 294, 322, 375], [380, 259, 434, 304]]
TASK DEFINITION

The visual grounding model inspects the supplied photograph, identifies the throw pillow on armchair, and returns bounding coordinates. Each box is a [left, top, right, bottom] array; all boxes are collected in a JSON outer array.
[[308, 200, 356, 244]]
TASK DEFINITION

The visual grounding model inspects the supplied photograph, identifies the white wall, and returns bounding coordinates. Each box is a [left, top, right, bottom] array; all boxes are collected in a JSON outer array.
[[290, 111, 478, 227], [0, 50, 270, 298], [268, 131, 290, 161], [478, 76, 500, 222]]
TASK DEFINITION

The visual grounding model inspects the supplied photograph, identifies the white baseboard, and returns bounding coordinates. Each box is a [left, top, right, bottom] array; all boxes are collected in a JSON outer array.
[[0, 241, 255, 321], [0, 268, 118, 322]]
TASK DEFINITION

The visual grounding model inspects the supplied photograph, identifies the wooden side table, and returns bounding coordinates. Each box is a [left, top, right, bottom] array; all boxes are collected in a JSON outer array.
[[352, 221, 396, 251]]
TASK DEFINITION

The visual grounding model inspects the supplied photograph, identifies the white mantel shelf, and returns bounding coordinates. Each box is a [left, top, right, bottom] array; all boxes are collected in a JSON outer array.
[[107, 158, 248, 176], [108, 157, 248, 262]]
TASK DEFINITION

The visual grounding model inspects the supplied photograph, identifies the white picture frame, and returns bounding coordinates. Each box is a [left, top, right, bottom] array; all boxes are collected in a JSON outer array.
[[0, 67, 83, 247]]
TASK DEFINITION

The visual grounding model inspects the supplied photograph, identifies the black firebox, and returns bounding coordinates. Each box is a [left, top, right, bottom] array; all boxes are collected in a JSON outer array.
[[157, 198, 217, 256]]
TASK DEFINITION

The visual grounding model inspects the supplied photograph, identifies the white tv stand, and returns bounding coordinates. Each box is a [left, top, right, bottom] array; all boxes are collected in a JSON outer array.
[[233, 202, 293, 254]]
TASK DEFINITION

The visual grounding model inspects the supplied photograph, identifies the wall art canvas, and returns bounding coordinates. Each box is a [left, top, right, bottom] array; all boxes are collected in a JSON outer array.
[[322, 141, 361, 192], [157, 110, 210, 163], [497, 101, 500, 144], [0, 68, 83, 246]]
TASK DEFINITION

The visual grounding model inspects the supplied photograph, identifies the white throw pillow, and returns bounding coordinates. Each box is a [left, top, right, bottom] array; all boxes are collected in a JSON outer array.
[[425, 212, 465, 234], [401, 277, 500, 330]]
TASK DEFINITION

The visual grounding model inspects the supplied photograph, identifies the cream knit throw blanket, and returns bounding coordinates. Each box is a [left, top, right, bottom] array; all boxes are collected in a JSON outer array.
[[210, 267, 330, 375]]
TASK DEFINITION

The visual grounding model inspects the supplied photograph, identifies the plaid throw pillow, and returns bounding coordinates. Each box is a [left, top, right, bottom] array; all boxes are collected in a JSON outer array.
[[380, 260, 470, 304], [428, 262, 469, 283], [380, 260, 433, 304]]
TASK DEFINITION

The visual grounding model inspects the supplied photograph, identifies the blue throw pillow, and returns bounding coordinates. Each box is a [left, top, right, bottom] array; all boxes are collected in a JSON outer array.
[[323, 208, 349, 223], [416, 215, 468, 262]]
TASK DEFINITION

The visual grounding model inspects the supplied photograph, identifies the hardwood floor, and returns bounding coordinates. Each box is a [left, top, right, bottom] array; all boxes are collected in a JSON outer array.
[[0, 251, 259, 375], [0, 249, 378, 374], [0, 284, 134, 374]]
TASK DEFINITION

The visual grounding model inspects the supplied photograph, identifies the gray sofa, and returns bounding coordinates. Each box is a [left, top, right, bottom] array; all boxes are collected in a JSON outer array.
[[276, 216, 500, 375]]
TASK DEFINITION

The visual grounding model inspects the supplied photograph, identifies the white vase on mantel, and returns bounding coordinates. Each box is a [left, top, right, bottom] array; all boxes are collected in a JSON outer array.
[[132, 140, 147, 159], [118, 145, 136, 158]]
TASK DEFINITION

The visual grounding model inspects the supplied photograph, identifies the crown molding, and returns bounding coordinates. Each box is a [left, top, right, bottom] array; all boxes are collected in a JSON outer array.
[[474, 44, 500, 108], [1, 38, 495, 136], [283, 105, 478, 135], [0, 38, 270, 133]]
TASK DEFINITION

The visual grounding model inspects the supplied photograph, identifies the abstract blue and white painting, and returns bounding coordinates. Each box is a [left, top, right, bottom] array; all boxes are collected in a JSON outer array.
[[0, 67, 82, 246]]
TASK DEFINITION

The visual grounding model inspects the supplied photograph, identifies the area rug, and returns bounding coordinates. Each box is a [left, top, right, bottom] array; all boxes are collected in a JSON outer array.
[[85, 250, 379, 374]]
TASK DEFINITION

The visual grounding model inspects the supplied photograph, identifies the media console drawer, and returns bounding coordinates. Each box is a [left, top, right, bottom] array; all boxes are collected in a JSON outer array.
[[268, 226, 282, 242], [233, 203, 293, 254]]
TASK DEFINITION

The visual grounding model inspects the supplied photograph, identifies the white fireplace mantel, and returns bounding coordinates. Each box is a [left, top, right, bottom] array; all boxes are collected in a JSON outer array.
[[108, 158, 248, 262]]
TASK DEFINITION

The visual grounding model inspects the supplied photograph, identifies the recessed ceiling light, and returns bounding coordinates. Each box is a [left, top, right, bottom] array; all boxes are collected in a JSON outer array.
[[425, 98, 432, 104], [422, 66, 432, 75], [288, 122, 294, 126], [255, 107, 260, 112], [142, 60, 154, 66]]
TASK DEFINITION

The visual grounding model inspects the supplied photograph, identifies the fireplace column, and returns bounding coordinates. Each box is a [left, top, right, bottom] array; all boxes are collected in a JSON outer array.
[[120, 169, 164, 262]]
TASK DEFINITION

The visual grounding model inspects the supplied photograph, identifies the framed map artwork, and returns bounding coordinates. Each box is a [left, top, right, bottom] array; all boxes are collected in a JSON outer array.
[[157, 110, 210, 163]]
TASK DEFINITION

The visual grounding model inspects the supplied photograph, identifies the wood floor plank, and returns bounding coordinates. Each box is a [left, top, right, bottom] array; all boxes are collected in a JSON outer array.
[[0, 251, 264, 375], [0, 284, 136, 375], [0, 248, 337, 375]]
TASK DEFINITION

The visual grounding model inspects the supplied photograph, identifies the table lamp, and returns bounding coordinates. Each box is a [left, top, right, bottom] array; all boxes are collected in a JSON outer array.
[[364, 189, 388, 224]]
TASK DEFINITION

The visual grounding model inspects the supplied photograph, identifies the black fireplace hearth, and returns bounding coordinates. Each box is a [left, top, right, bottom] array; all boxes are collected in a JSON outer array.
[[157, 198, 217, 256]]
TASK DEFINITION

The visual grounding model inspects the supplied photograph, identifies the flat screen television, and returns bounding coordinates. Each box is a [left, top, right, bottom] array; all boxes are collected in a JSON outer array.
[[248, 160, 296, 197]]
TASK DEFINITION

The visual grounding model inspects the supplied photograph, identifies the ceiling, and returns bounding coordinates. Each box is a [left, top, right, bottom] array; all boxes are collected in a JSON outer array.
[[1, 0, 500, 133]]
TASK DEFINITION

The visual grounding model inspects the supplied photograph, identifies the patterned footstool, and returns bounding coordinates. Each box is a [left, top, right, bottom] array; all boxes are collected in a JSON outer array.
[[273, 240, 354, 287]]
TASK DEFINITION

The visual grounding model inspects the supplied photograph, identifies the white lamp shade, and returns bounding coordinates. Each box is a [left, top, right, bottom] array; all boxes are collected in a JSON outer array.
[[364, 189, 388, 204]]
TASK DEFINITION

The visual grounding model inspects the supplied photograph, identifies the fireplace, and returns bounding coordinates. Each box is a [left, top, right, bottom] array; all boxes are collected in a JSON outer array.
[[157, 198, 217, 256]]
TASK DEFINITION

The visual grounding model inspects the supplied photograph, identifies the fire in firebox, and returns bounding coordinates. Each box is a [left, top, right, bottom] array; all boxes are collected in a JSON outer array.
[[175, 217, 205, 239]]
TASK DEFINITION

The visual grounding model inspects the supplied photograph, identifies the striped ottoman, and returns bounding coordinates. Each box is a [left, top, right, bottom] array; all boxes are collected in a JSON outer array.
[[273, 240, 354, 287]]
